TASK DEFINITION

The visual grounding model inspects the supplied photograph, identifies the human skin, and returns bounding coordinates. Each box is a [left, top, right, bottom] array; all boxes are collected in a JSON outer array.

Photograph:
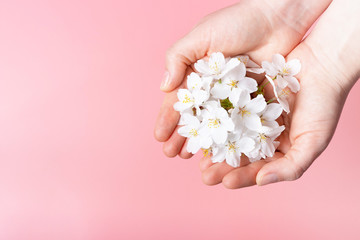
[[153, 0, 360, 188]]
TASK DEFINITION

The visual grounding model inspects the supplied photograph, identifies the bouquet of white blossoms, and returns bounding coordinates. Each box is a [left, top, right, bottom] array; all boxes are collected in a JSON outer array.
[[173, 52, 301, 167]]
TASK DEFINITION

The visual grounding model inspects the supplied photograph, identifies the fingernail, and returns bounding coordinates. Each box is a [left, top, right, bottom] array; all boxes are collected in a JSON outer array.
[[160, 71, 170, 90], [259, 173, 278, 186]]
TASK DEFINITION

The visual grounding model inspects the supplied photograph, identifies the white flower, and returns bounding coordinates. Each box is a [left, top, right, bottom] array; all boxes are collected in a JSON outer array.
[[262, 54, 301, 93], [231, 91, 267, 131], [173, 89, 209, 115], [266, 75, 291, 113], [210, 62, 258, 102], [260, 103, 283, 128], [247, 125, 285, 162], [211, 133, 255, 167], [178, 114, 212, 154], [187, 72, 213, 92], [236, 55, 265, 74], [200, 107, 235, 145], [195, 52, 240, 79]]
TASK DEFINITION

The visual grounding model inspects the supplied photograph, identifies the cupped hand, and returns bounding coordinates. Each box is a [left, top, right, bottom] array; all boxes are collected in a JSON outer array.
[[154, 0, 332, 185], [199, 0, 360, 188]]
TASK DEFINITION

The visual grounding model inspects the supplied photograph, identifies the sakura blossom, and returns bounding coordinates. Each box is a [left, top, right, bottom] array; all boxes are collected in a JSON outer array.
[[173, 53, 301, 167]]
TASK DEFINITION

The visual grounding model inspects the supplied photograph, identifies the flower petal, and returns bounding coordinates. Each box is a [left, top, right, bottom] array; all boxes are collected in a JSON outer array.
[[238, 77, 258, 93], [194, 59, 211, 75], [193, 90, 209, 105], [287, 59, 301, 76], [261, 61, 277, 76], [187, 72, 202, 91], [212, 127, 228, 144], [272, 54, 285, 69], [262, 103, 283, 121], [210, 82, 231, 99], [277, 75, 288, 89], [244, 113, 262, 131], [246, 94, 266, 113], [219, 58, 240, 78], [237, 136, 255, 153], [285, 76, 300, 93]]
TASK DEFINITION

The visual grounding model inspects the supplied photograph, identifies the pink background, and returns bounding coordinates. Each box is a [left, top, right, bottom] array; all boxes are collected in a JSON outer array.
[[0, 0, 360, 239]]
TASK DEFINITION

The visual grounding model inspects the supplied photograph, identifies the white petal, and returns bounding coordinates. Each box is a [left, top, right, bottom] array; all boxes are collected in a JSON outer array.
[[229, 88, 241, 105], [199, 136, 213, 149], [285, 76, 300, 93], [178, 126, 191, 137], [221, 118, 235, 132], [194, 59, 211, 75], [246, 94, 267, 113], [238, 77, 258, 93], [262, 103, 283, 121], [187, 72, 202, 91], [245, 114, 262, 131], [193, 90, 209, 105], [219, 58, 240, 78], [187, 138, 201, 154], [212, 127, 228, 144], [272, 54, 285, 68], [225, 152, 240, 168], [237, 136, 255, 153], [236, 90, 251, 108], [261, 139, 275, 158], [174, 101, 192, 112], [246, 67, 265, 74], [262, 61, 277, 76], [211, 146, 226, 163], [210, 82, 231, 99], [278, 97, 290, 113], [181, 113, 200, 128], [277, 75, 288, 89], [287, 59, 301, 76]]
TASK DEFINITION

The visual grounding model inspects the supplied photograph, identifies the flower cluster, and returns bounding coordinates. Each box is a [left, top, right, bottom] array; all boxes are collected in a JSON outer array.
[[174, 52, 301, 167]]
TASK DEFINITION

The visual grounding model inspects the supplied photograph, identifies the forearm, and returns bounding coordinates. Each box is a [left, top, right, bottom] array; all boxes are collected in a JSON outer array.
[[262, 0, 332, 35], [304, 0, 360, 90]]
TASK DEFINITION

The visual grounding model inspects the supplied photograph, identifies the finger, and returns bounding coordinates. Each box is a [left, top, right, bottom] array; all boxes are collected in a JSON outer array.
[[154, 90, 180, 142], [202, 162, 235, 186], [222, 161, 266, 189], [162, 125, 186, 158], [199, 155, 214, 172], [221, 152, 283, 189], [160, 31, 209, 92], [178, 139, 193, 159], [256, 134, 321, 186]]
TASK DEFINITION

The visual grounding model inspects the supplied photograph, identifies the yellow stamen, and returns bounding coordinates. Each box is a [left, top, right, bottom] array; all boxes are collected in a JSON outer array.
[[182, 94, 194, 103], [189, 129, 198, 137], [228, 143, 237, 153], [259, 134, 267, 142], [278, 88, 290, 98], [210, 62, 220, 74], [238, 107, 250, 117], [281, 67, 289, 75], [228, 80, 238, 88], [208, 119, 220, 128], [237, 57, 248, 65], [202, 148, 210, 157]]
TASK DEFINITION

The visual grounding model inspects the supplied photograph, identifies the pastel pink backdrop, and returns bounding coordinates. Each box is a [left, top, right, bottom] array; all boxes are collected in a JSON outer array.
[[0, 0, 359, 239]]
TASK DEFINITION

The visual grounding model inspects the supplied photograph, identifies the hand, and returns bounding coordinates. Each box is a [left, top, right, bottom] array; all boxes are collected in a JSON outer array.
[[153, 0, 333, 184], [199, 0, 360, 188]]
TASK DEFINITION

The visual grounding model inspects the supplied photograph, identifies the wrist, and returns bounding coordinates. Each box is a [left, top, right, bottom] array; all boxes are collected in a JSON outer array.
[[304, 0, 360, 91]]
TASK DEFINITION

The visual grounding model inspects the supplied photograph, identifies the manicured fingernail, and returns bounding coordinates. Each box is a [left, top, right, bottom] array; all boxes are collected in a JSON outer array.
[[160, 71, 170, 90], [259, 173, 278, 186]]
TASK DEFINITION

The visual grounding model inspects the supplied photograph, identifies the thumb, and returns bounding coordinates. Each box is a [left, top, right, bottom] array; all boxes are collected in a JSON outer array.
[[160, 32, 209, 92], [256, 134, 326, 186]]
